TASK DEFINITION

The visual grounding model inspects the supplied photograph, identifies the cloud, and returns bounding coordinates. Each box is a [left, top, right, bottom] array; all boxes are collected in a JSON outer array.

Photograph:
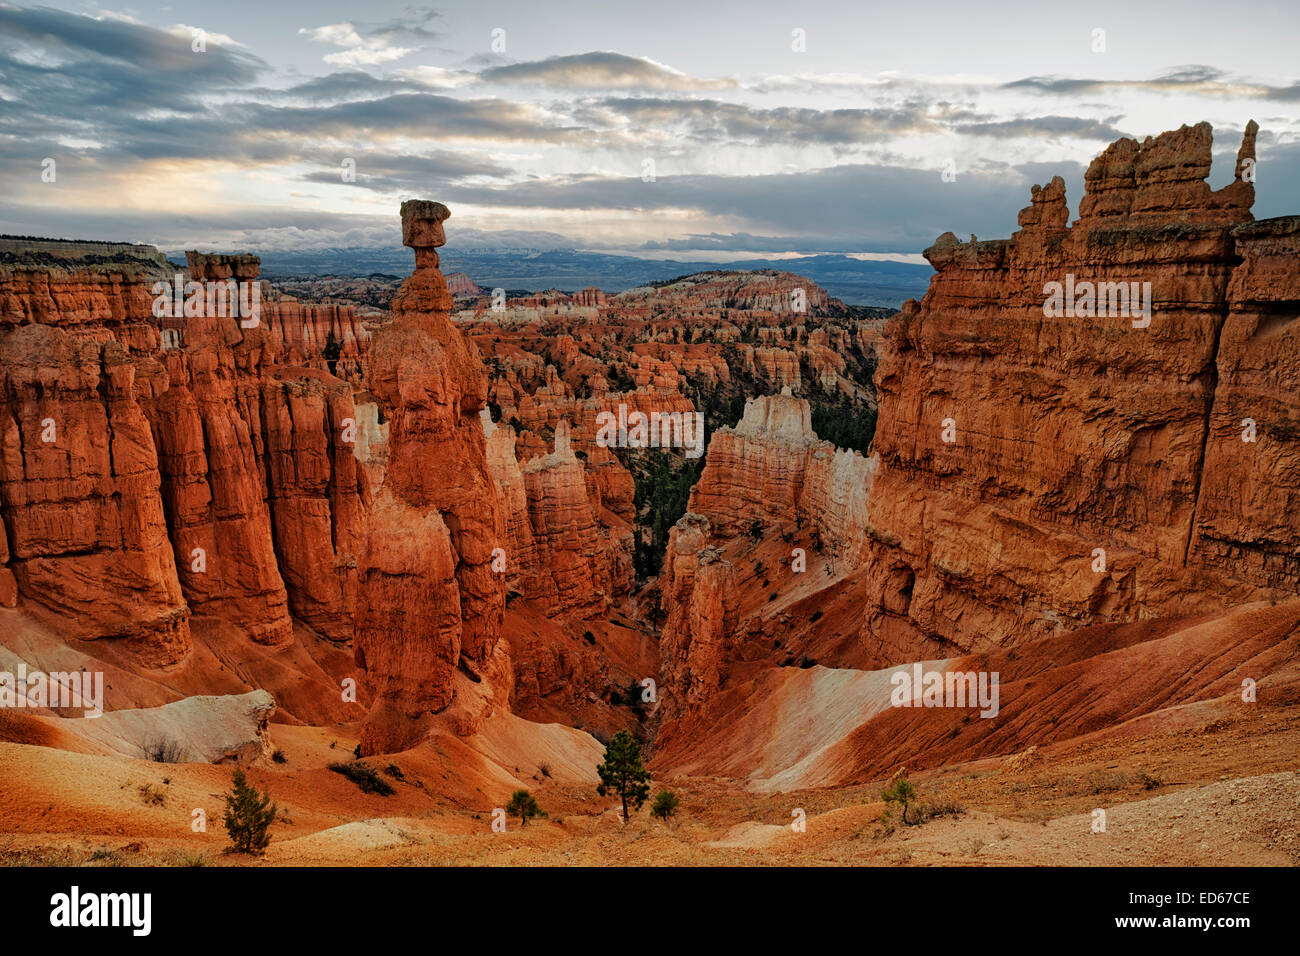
[[0, 198, 579, 253], [299, 6, 441, 66], [7, 5, 1300, 259], [0, 199, 391, 251], [1005, 66, 1300, 101], [579, 98, 940, 145], [242, 94, 577, 142], [0, 3, 266, 110], [640, 231, 919, 254], [747, 71, 997, 97], [392, 65, 478, 90], [441, 160, 1091, 253], [953, 116, 1129, 140], [270, 71, 429, 103], [479, 52, 735, 90], [299, 150, 512, 193], [299, 24, 416, 66]]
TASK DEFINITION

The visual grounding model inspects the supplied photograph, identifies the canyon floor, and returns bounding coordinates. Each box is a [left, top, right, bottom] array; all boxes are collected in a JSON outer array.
[[4, 668, 1296, 867]]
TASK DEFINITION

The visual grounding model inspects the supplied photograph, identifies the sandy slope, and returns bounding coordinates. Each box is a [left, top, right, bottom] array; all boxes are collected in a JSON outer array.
[[2, 598, 1296, 867], [653, 600, 1300, 791], [2, 682, 1297, 866]]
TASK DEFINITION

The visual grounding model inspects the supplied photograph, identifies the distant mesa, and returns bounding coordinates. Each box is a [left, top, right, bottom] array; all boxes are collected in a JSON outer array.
[[0, 235, 169, 272]]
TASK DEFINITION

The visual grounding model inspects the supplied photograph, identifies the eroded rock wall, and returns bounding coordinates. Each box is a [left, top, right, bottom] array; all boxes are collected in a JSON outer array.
[[857, 121, 1297, 664], [0, 254, 370, 662]]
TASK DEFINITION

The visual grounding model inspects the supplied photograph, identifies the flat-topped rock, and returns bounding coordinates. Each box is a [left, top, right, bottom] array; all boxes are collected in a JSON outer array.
[[185, 251, 260, 281], [400, 200, 451, 269], [733, 392, 814, 442]]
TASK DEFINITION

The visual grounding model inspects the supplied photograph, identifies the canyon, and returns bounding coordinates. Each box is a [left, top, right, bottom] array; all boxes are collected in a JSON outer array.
[[1, 121, 1298, 866]]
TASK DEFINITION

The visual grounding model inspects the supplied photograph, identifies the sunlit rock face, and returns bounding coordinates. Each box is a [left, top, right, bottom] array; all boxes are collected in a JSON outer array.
[[856, 121, 1300, 665]]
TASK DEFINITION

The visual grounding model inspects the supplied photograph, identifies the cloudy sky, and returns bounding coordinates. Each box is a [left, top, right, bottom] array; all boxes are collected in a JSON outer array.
[[2, 0, 1298, 261]]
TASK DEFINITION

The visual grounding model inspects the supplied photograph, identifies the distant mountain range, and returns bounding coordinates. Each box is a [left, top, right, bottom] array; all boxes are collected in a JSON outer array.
[[221, 246, 933, 308]]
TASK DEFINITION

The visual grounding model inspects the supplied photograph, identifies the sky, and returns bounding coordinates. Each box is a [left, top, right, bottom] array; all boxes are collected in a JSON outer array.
[[1, 0, 1298, 261]]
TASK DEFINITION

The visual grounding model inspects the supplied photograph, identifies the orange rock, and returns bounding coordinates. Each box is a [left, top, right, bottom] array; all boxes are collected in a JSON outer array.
[[0, 252, 374, 663], [688, 392, 871, 560], [0, 324, 190, 665], [144, 255, 294, 648], [857, 121, 1293, 665], [355, 201, 507, 754], [261, 297, 370, 381], [657, 513, 737, 716], [520, 421, 615, 616], [483, 411, 551, 604], [655, 393, 873, 724], [261, 369, 368, 641], [1190, 214, 1300, 590]]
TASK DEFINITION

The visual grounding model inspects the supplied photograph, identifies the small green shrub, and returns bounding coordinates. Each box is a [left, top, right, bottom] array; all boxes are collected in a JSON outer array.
[[650, 790, 680, 823], [223, 768, 276, 854], [506, 789, 544, 826], [328, 761, 395, 796]]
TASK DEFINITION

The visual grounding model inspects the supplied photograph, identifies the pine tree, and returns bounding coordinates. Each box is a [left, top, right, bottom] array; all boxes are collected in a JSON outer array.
[[881, 777, 917, 826], [650, 789, 680, 823], [596, 729, 651, 823], [505, 789, 543, 826], [222, 768, 277, 853]]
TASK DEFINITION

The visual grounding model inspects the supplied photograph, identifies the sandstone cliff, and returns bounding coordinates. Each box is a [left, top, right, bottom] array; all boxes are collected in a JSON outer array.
[[483, 413, 634, 618], [1191, 215, 1300, 591], [261, 297, 370, 382], [857, 121, 1298, 664], [261, 369, 367, 641], [656, 392, 873, 722], [653, 125, 1300, 748], [0, 324, 189, 665], [0, 252, 372, 680], [521, 420, 619, 616], [658, 513, 738, 711], [687, 390, 873, 561]]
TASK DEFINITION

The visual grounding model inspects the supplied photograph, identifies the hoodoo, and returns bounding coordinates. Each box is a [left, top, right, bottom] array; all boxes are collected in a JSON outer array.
[[354, 201, 508, 755]]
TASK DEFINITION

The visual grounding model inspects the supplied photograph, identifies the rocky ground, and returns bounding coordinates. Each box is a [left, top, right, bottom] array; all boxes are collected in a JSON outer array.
[[3, 693, 1295, 866]]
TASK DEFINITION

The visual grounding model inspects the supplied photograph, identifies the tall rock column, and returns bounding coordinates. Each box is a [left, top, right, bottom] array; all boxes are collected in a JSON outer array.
[[355, 201, 507, 754], [521, 420, 611, 616], [146, 253, 293, 646], [261, 369, 367, 641], [657, 512, 737, 726]]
